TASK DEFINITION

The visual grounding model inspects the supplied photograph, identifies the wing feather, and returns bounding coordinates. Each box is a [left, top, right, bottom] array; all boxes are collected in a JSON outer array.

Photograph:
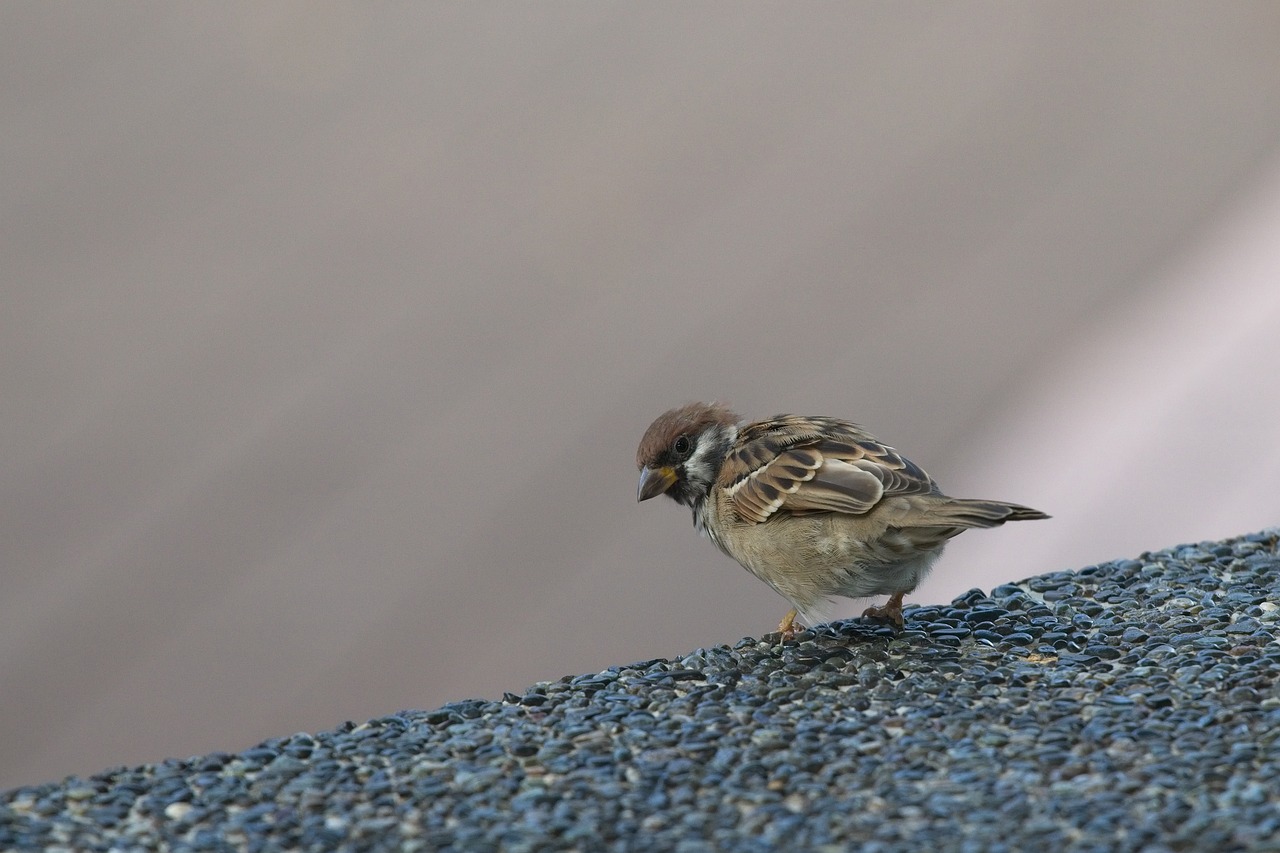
[[718, 417, 937, 524]]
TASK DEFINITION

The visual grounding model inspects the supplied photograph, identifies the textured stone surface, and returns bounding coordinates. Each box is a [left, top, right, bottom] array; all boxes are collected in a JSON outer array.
[[3, 530, 1279, 852]]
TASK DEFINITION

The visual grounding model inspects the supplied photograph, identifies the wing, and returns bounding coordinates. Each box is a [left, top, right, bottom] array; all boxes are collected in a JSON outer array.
[[717, 416, 938, 524]]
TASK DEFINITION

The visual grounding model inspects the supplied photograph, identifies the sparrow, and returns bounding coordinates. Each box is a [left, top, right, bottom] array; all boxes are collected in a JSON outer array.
[[636, 402, 1048, 636]]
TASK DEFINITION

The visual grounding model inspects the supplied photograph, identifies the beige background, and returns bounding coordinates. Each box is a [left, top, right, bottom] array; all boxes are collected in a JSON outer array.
[[4, 3, 1280, 789]]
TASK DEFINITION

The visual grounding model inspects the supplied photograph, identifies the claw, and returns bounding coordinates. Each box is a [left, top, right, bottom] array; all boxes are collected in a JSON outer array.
[[862, 592, 906, 630]]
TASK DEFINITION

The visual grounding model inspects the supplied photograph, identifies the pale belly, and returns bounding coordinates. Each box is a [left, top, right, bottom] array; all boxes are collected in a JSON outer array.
[[709, 514, 946, 611]]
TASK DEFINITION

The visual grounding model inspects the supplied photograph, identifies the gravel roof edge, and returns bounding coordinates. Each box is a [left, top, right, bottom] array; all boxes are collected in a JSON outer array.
[[4, 528, 1279, 851]]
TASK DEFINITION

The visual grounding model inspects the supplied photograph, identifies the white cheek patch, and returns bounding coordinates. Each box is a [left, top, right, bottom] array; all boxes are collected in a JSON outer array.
[[684, 444, 716, 486], [685, 425, 737, 487]]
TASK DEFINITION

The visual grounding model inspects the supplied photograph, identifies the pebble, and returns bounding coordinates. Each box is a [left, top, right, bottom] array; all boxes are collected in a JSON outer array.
[[3, 529, 1278, 851]]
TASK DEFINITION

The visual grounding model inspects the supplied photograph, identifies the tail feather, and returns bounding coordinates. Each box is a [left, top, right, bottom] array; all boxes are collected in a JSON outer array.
[[933, 498, 1050, 529]]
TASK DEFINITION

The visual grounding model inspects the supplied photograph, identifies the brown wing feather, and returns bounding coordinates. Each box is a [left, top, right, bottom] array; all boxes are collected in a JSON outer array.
[[720, 439, 825, 523], [718, 417, 938, 524]]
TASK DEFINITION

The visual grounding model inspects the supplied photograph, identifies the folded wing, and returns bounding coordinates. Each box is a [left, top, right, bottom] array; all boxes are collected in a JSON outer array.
[[718, 417, 938, 524]]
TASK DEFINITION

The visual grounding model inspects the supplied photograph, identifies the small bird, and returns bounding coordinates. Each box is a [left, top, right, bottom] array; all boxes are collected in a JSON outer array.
[[636, 402, 1048, 636]]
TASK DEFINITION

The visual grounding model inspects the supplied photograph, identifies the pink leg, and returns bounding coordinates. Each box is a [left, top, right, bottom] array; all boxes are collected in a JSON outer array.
[[862, 592, 905, 629]]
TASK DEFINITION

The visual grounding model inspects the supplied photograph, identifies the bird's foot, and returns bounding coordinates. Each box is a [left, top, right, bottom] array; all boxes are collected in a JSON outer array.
[[776, 608, 802, 641], [862, 593, 905, 631]]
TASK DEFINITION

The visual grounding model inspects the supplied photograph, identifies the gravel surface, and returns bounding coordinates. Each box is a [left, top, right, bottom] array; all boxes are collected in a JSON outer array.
[[4, 530, 1279, 852]]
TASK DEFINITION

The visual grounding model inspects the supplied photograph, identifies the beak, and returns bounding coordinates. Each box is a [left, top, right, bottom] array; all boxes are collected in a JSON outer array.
[[637, 465, 678, 502]]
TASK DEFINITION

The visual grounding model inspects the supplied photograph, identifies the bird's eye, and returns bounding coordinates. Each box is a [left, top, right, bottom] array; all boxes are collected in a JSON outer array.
[[673, 435, 691, 456]]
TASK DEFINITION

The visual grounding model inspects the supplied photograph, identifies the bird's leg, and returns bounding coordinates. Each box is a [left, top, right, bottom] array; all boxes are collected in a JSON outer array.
[[862, 592, 905, 630], [777, 608, 801, 639]]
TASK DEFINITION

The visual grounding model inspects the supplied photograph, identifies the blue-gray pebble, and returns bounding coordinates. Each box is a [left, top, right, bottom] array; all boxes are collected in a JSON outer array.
[[3, 529, 1279, 851]]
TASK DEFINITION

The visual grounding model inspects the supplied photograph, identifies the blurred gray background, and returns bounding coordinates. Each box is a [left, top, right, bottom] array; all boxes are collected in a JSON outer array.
[[4, 3, 1280, 789]]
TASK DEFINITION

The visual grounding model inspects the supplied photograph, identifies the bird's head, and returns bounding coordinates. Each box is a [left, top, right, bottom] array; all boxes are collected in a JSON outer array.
[[635, 402, 739, 508]]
